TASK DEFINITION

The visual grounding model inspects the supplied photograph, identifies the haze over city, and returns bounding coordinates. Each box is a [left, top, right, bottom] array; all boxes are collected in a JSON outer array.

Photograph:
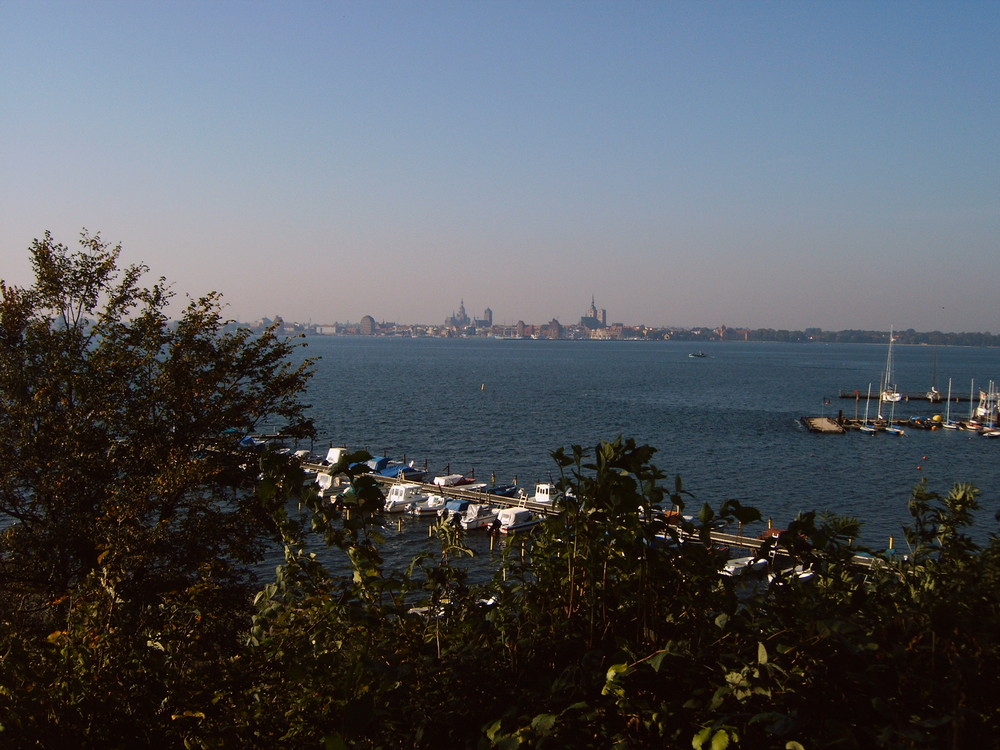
[[2, 2, 997, 332]]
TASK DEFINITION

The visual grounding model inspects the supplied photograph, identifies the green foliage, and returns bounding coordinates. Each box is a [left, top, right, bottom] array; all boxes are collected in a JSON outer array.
[[4, 237, 1000, 747], [0, 231, 315, 744]]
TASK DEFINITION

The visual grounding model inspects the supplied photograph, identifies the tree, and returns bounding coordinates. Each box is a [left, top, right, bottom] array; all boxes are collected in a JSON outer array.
[[0, 230, 315, 634]]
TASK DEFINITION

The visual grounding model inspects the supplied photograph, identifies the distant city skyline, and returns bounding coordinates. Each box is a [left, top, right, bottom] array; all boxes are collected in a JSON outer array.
[[2, 3, 997, 332]]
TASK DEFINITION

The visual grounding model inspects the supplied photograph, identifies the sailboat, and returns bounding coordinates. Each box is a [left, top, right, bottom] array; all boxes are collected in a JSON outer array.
[[966, 378, 978, 431], [941, 378, 959, 429], [978, 380, 1000, 437], [876, 328, 905, 435], [859, 382, 877, 434], [883, 400, 906, 436], [880, 327, 903, 404]]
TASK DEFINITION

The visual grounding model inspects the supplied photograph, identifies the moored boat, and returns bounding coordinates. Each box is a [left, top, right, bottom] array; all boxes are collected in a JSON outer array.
[[383, 482, 425, 513], [517, 482, 560, 505], [411, 494, 447, 515], [497, 507, 542, 534], [458, 503, 500, 531]]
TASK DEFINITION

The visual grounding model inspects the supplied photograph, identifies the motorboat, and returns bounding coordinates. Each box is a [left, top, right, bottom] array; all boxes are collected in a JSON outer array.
[[496, 507, 542, 534], [516, 482, 560, 505], [411, 494, 447, 515], [383, 483, 424, 513], [458, 503, 500, 531], [439, 498, 474, 523]]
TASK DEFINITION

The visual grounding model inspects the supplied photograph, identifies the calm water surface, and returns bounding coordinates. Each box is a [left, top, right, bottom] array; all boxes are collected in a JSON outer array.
[[286, 337, 1000, 550]]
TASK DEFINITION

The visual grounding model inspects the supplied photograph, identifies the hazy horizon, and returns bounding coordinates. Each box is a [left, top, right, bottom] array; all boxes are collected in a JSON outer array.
[[2, 2, 997, 331]]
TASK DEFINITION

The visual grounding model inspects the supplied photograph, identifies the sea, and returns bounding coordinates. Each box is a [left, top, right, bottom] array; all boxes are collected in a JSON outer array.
[[280, 336, 1000, 556]]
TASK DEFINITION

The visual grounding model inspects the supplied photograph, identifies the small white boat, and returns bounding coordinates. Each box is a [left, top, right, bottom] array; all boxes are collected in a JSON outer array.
[[719, 556, 768, 577], [383, 483, 424, 513], [517, 482, 560, 505], [458, 503, 499, 531], [497, 507, 542, 534], [411, 494, 447, 515]]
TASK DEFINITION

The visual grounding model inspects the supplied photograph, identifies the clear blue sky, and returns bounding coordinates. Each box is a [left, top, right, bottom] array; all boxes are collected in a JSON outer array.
[[2, 1, 997, 331]]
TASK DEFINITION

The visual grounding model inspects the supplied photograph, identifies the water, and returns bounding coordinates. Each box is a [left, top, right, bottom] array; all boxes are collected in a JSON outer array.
[[286, 337, 1000, 552]]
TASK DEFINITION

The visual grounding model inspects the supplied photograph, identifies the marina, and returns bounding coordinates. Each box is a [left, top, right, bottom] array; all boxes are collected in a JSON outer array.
[[300, 459, 880, 569]]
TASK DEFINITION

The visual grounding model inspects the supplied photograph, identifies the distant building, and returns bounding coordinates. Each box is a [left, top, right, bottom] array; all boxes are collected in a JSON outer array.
[[580, 295, 607, 329], [360, 315, 377, 335], [445, 299, 471, 329]]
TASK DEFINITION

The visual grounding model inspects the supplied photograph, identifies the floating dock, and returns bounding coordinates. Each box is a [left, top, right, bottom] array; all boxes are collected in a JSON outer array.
[[800, 417, 845, 434]]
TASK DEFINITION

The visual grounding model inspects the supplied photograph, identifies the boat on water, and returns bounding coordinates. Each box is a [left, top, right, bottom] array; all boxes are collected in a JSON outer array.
[[411, 494, 447, 515], [439, 498, 474, 523], [880, 327, 903, 404], [458, 503, 500, 531], [859, 382, 877, 434], [376, 461, 428, 482], [877, 332, 905, 435], [516, 482, 560, 505], [383, 482, 425, 513], [432, 473, 476, 487], [496, 507, 543, 534], [941, 378, 960, 430], [975, 381, 1000, 436], [482, 483, 520, 498], [688, 351, 708, 358]]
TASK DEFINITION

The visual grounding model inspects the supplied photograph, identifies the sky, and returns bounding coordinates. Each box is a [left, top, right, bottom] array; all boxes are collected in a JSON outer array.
[[2, 2, 998, 332]]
